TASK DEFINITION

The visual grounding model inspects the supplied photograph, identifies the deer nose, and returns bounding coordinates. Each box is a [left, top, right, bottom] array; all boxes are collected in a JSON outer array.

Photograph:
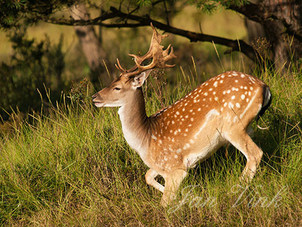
[[92, 93, 98, 99], [92, 93, 104, 103]]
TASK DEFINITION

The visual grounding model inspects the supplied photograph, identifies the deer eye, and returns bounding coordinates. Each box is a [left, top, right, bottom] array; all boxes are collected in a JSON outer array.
[[113, 87, 121, 91]]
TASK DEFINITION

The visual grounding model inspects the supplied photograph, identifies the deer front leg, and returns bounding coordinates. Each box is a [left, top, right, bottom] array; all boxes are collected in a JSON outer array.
[[224, 129, 263, 181], [161, 169, 187, 207], [145, 169, 165, 193]]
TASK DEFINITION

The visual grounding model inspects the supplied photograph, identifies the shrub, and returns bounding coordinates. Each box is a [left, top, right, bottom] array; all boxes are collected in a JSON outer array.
[[0, 27, 65, 120]]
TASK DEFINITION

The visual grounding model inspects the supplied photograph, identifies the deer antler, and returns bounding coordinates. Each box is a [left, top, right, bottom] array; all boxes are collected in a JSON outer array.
[[115, 58, 127, 73], [115, 23, 176, 78]]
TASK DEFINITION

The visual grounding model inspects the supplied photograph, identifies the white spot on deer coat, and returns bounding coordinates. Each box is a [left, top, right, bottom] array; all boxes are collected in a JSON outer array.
[[228, 102, 234, 109], [176, 148, 182, 153]]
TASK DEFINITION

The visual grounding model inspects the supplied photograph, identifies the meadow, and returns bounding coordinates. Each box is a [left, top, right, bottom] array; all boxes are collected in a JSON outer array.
[[0, 63, 301, 225], [0, 6, 301, 226]]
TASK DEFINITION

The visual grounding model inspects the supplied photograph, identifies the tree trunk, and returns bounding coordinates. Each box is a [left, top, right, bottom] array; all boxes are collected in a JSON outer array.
[[70, 3, 110, 87], [245, 0, 302, 69], [244, 0, 265, 43]]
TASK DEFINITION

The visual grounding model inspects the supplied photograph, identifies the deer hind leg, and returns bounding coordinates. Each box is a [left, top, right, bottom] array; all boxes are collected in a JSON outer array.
[[161, 169, 187, 207], [145, 169, 164, 193], [224, 129, 263, 181]]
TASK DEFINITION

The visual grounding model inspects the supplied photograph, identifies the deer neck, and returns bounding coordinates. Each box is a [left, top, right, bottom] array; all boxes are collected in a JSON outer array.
[[118, 88, 151, 160]]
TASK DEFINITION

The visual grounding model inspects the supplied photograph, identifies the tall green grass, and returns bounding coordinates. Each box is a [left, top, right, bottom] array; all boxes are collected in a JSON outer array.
[[0, 65, 301, 226]]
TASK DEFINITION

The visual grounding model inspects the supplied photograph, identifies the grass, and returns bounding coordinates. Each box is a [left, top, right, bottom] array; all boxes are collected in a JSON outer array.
[[0, 62, 301, 226], [0, 4, 300, 225]]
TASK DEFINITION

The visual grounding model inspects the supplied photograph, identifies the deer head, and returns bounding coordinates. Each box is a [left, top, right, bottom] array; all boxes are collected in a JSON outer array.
[[92, 24, 176, 108]]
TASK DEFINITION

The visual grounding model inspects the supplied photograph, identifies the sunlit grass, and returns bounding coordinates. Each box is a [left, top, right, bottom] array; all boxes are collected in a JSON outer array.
[[0, 61, 301, 225], [1, 5, 300, 224]]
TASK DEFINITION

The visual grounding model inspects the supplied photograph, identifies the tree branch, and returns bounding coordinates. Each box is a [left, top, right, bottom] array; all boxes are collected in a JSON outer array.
[[228, 1, 266, 24], [43, 6, 259, 61], [108, 6, 258, 61], [44, 10, 117, 26]]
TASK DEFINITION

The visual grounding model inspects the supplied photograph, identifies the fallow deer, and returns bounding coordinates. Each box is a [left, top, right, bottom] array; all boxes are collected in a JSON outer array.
[[92, 24, 272, 206]]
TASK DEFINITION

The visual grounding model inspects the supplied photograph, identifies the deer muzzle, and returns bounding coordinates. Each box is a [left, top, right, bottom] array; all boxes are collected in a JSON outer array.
[[92, 93, 105, 108]]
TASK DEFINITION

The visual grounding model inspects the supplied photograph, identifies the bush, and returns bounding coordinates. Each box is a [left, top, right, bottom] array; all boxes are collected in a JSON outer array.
[[0, 27, 66, 120]]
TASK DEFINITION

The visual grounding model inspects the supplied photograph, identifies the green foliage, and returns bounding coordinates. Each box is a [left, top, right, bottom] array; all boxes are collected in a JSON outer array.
[[0, 0, 74, 29], [0, 0, 250, 29], [68, 77, 94, 103], [0, 63, 301, 225], [135, 0, 249, 10], [136, 0, 153, 6], [188, 0, 249, 13], [0, 27, 66, 120]]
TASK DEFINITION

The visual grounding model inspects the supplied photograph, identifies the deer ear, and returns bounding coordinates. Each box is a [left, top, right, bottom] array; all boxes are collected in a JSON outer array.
[[132, 70, 153, 88]]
